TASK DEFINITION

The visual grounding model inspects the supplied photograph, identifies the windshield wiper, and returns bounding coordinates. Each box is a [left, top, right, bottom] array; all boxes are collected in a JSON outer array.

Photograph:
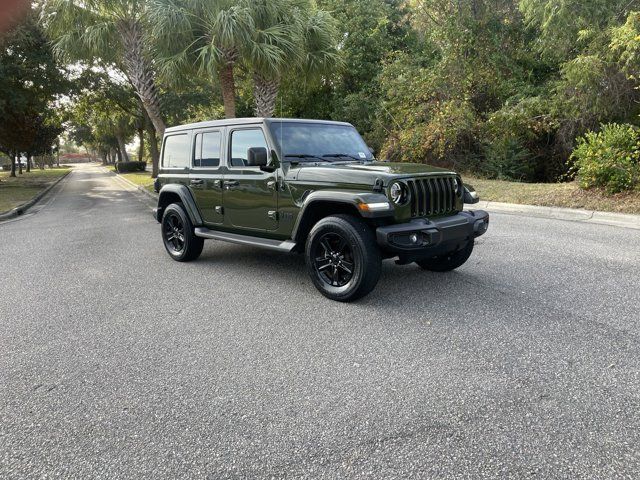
[[322, 153, 362, 161], [285, 153, 329, 162]]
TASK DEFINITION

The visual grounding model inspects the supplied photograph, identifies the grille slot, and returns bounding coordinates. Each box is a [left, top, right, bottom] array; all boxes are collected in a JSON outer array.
[[407, 176, 458, 217]]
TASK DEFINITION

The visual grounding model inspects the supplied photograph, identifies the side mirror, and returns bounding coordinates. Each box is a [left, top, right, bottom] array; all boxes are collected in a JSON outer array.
[[247, 147, 268, 167], [463, 184, 480, 204]]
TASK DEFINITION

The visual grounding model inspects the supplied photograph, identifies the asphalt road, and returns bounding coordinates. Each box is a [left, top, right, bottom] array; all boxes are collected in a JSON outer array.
[[1, 164, 639, 479]]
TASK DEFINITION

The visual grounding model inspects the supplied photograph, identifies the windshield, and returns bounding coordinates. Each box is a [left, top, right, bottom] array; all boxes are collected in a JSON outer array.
[[268, 122, 374, 162]]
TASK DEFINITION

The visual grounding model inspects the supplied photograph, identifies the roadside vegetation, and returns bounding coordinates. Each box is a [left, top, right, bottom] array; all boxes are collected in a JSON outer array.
[[0, 167, 70, 213], [2, 0, 640, 210]]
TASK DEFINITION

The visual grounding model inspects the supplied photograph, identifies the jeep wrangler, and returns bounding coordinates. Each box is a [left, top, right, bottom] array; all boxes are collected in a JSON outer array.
[[153, 118, 489, 302]]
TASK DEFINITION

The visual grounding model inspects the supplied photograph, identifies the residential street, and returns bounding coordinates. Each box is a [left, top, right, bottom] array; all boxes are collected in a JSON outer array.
[[1, 163, 639, 478]]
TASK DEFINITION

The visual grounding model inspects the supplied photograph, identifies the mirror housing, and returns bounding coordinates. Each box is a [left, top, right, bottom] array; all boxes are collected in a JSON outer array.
[[463, 184, 480, 204], [247, 147, 268, 167]]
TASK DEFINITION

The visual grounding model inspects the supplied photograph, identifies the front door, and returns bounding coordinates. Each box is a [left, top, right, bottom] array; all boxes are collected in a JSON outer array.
[[189, 129, 224, 225], [223, 127, 278, 231]]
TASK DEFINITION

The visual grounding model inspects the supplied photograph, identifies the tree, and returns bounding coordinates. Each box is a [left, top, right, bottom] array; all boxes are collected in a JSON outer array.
[[0, 7, 69, 176], [246, 1, 340, 117], [150, 0, 255, 118], [66, 75, 139, 164], [42, 0, 166, 175]]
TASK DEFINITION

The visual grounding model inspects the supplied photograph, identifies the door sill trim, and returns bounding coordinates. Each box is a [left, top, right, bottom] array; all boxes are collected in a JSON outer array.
[[194, 227, 296, 252]]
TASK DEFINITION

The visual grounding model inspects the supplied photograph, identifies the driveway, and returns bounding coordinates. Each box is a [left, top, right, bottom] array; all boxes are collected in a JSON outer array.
[[1, 163, 639, 478]]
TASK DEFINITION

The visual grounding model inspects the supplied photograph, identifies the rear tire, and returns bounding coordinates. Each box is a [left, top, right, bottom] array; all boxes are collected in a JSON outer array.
[[161, 202, 204, 262], [305, 214, 381, 302], [416, 240, 474, 272]]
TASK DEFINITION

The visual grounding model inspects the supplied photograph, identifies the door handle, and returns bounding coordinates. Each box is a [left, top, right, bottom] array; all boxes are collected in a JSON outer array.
[[223, 180, 239, 189], [190, 179, 203, 186]]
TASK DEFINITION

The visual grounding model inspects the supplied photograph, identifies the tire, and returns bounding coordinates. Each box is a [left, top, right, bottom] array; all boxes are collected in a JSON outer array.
[[161, 202, 204, 262], [416, 240, 474, 272], [305, 214, 382, 302]]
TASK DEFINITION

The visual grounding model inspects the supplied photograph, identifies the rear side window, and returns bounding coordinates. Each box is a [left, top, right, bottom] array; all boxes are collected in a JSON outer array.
[[194, 131, 221, 168], [162, 134, 189, 168]]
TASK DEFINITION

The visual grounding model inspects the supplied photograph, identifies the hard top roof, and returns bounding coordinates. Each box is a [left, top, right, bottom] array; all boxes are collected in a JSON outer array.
[[164, 117, 353, 134]]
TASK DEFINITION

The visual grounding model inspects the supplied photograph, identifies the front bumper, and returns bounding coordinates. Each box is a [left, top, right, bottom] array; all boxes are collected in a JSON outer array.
[[376, 210, 489, 256]]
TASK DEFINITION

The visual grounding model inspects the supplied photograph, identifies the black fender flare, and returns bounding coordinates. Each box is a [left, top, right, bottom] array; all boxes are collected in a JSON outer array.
[[157, 184, 203, 226], [291, 190, 393, 241]]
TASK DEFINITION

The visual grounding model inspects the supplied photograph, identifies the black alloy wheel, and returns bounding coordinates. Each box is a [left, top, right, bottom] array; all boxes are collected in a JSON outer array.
[[314, 232, 355, 287], [164, 211, 185, 254]]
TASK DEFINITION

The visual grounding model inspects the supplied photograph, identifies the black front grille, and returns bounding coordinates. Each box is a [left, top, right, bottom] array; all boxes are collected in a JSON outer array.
[[406, 176, 458, 217]]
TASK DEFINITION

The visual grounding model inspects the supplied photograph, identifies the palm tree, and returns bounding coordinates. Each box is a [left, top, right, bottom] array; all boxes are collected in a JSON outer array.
[[249, 5, 341, 117], [150, 0, 254, 118], [41, 0, 166, 175], [150, 0, 340, 118]]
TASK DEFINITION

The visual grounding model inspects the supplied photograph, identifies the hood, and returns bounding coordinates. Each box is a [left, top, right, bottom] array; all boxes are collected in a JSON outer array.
[[291, 161, 457, 185]]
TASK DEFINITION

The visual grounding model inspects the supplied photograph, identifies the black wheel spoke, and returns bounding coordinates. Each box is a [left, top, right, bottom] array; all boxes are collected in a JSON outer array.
[[164, 213, 186, 253], [314, 232, 355, 288], [338, 261, 353, 274]]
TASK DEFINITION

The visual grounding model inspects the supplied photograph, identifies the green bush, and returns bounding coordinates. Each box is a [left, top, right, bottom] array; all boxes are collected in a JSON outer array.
[[571, 123, 640, 194], [481, 138, 536, 181], [115, 161, 147, 173]]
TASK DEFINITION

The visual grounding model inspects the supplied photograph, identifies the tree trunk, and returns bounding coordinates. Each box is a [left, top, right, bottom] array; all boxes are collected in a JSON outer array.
[[18, 153, 22, 174], [10, 152, 16, 177], [119, 20, 166, 138], [147, 122, 160, 178], [102, 151, 108, 165], [116, 136, 130, 162], [26, 153, 31, 173], [137, 127, 144, 162], [218, 61, 237, 118], [253, 72, 280, 117]]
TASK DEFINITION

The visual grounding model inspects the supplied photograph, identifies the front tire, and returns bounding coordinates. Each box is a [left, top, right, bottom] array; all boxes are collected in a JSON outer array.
[[161, 202, 204, 262], [305, 215, 381, 302], [416, 240, 474, 272]]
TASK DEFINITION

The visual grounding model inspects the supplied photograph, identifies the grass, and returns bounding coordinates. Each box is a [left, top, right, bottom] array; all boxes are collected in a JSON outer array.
[[107, 166, 155, 193], [0, 167, 71, 213], [464, 176, 640, 215]]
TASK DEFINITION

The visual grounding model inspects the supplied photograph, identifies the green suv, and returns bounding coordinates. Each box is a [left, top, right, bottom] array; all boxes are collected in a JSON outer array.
[[153, 118, 489, 301]]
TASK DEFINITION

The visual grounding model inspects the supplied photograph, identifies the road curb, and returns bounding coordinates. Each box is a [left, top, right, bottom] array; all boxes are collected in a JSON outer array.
[[473, 200, 640, 230], [0, 170, 72, 222]]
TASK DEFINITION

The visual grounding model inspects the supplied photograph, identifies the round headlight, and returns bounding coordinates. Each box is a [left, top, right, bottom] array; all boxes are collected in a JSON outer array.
[[389, 182, 407, 205]]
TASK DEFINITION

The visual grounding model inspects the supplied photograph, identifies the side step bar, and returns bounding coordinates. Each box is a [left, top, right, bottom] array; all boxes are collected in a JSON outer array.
[[194, 227, 297, 253]]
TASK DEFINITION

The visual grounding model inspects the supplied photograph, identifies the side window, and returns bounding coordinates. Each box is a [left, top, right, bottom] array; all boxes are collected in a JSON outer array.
[[230, 128, 268, 167], [194, 131, 221, 168], [162, 134, 189, 168]]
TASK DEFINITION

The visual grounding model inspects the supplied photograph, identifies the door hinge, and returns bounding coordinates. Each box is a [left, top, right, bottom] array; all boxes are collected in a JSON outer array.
[[267, 180, 277, 191], [267, 210, 278, 220], [215, 206, 224, 215], [373, 177, 384, 193]]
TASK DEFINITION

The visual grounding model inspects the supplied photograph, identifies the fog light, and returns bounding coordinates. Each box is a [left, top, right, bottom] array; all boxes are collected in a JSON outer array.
[[409, 233, 419, 244]]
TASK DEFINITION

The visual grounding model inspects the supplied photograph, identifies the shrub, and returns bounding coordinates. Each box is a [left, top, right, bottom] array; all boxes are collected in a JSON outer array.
[[481, 137, 536, 181], [570, 123, 640, 194], [115, 161, 147, 173]]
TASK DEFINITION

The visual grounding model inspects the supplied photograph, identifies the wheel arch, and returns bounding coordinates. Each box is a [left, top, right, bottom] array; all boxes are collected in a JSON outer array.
[[291, 191, 392, 250], [156, 184, 203, 226]]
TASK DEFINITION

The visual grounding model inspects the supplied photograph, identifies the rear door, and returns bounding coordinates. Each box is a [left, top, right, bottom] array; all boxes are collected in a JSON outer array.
[[161, 132, 191, 188], [189, 129, 224, 225], [223, 126, 278, 232]]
